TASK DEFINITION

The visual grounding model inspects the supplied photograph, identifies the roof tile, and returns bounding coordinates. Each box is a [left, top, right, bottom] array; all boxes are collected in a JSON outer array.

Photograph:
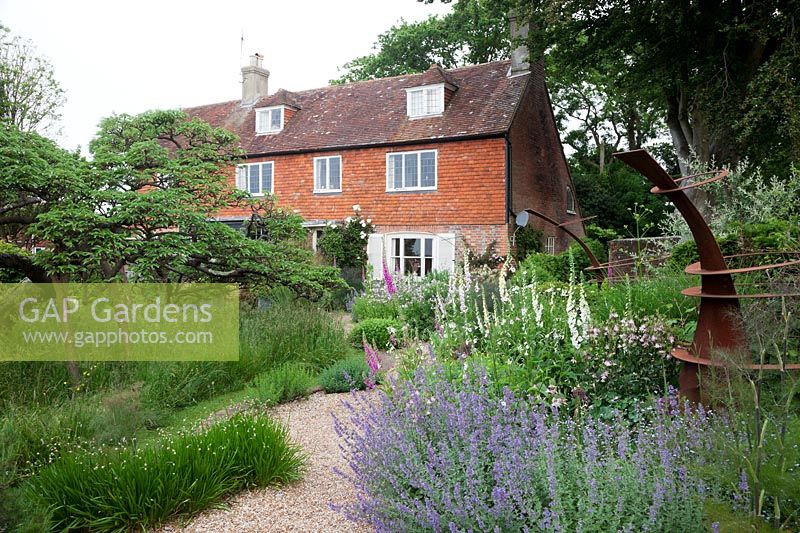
[[184, 60, 527, 155]]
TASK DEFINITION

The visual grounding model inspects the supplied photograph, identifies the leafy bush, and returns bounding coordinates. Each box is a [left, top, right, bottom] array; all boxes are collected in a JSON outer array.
[[513, 238, 607, 284], [352, 297, 399, 322], [399, 299, 436, 340], [253, 363, 315, 405], [0, 242, 28, 283], [334, 366, 713, 532], [513, 225, 543, 261], [661, 162, 800, 239], [349, 318, 402, 349], [29, 414, 305, 531], [317, 207, 375, 268], [319, 356, 370, 393], [511, 252, 562, 284], [362, 270, 452, 340]]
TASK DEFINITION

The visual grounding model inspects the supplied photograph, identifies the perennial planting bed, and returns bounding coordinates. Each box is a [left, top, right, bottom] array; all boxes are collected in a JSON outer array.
[[160, 391, 372, 533]]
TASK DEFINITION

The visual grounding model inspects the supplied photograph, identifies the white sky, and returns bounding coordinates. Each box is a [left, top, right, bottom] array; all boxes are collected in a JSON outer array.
[[1, 0, 452, 153]]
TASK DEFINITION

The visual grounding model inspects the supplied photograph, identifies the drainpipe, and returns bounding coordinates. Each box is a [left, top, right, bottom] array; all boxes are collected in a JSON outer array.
[[505, 134, 513, 252]]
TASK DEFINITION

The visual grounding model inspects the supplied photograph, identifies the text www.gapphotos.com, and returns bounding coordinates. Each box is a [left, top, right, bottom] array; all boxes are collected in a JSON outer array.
[[21, 329, 213, 348]]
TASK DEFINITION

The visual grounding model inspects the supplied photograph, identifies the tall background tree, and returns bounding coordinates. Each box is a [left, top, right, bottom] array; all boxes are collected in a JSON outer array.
[[331, 0, 512, 84], [522, 0, 800, 178], [0, 25, 65, 134]]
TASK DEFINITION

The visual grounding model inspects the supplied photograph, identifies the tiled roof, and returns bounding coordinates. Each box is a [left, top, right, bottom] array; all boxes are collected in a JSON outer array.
[[408, 63, 459, 89], [184, 60, 528, 155]]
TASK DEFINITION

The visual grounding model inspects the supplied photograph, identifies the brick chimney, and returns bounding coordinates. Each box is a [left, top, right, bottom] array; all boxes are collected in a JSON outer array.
[[509, 11, 530, 76], [241, 53, 269, 106]]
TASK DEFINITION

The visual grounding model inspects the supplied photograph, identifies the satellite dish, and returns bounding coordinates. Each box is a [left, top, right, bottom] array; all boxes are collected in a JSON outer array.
[[515, 211, 530, 227]]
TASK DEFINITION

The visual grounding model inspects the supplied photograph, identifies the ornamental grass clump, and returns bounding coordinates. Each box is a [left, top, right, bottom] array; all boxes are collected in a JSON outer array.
[[334, 366, 717, 532], [29, 414, 305, 531]]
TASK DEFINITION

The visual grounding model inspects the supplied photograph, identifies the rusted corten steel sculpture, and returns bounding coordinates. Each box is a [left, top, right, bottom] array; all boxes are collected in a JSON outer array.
[[614, 150, 800, 402]]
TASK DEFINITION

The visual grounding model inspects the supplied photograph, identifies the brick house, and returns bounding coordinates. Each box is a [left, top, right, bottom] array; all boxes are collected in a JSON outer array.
[[185, 45, 582, 279]]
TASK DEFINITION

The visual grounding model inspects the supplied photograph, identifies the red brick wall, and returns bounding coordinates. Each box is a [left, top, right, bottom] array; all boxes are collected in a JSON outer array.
[[508, 62, 584, 253], [217, 137, 508, 234]]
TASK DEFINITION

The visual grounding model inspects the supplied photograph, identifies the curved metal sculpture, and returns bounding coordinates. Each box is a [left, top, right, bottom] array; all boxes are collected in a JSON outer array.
[[614, 150, 800, 402]]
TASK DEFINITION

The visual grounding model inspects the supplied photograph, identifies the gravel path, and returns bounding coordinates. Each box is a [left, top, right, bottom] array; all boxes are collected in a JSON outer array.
[[160, 391, 372, 533]]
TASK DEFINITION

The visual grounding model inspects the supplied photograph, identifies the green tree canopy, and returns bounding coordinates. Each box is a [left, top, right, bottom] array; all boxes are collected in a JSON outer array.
[[523, 0, 800, 175], [0, 25, 65, 134], [331, 0, 512, 84], [0, 111, 343, 298]]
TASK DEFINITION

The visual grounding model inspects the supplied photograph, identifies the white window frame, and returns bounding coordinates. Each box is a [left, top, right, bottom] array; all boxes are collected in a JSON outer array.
[[255, 106, 284, 134], [313, 155, 342, 193], [388, 234, 436, 277], [386, 149, 437, 192], [545, 236, 556, 255], [566, 185, 576, 214], [236, 161, 274, 196], [405, 83, 444, 118]]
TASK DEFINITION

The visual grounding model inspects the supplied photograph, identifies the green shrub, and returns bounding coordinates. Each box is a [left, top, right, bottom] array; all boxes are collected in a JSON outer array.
[[352, 297, 400, 322], [513, 225, 543, 261], [511, 252, 561, 284], [349, 318, 402, 349], [252, 363, 315, 405], [319, 356, 370, 393], [400, 299, 436, 340], [667, 219, 800, 271], [29, 414, 305, 531], [667, 234, 738, 271], [513, 238, 608, 284]]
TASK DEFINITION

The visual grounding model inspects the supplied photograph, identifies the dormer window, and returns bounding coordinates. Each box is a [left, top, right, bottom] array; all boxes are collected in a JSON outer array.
[[406, 84, 444, 118], [255, 106, 283, 134]]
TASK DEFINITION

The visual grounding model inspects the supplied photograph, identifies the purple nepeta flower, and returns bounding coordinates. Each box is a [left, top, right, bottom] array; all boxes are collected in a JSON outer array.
[[333, 364, 714, 532], [738, 469, 749, 494]]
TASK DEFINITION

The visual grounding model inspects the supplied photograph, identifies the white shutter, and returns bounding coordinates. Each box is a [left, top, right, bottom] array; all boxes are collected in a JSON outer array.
[[235, 165, 247, 191], [367, 234, 384, 280], [436, 233, 455, 273]]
